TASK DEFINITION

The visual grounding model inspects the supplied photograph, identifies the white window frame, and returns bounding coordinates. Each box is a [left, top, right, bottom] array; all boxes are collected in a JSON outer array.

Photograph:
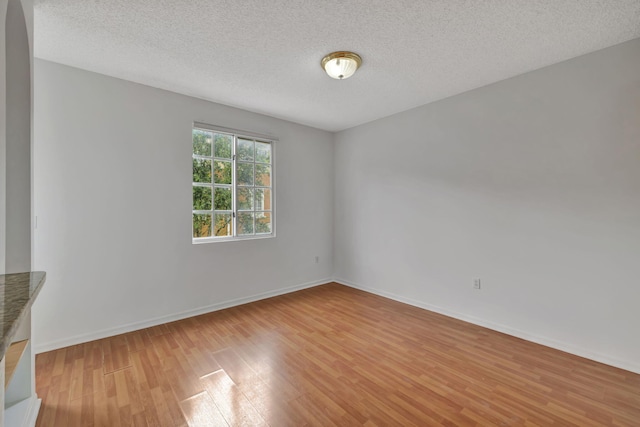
[[192, 122, 276, 244]]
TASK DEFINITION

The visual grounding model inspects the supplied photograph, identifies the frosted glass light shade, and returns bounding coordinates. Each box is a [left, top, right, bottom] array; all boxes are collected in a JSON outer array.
[[321, 51, 362, 80]]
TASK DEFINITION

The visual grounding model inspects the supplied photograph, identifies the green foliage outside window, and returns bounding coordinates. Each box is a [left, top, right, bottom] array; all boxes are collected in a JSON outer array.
[[192, 128, 272, 239]]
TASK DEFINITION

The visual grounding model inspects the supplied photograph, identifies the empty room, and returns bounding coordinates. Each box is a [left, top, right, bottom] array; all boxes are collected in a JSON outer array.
[[1, 0, 639, 425]]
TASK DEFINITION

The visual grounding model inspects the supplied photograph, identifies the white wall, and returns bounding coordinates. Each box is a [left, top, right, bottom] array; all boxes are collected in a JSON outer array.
[[4, 0, 33, 273], [33, 60, 334, 352], [334, 38, 640, 373], [0, 0, 7, 275]]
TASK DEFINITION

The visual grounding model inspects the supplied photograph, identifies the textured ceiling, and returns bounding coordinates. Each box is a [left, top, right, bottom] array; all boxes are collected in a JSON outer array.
[[34, 0, 640, 132]]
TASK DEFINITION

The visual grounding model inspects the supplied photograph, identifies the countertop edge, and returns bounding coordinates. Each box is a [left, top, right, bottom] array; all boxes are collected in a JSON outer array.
[[0, 271, 47, 360]]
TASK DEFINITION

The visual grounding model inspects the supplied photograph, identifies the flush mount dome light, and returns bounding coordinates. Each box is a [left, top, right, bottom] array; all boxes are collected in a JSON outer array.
[[321, 51, 362, 80]]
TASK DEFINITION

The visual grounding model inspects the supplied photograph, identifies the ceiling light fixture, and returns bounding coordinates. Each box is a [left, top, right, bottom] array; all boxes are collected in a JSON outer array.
[[321, 51, 362, 80]]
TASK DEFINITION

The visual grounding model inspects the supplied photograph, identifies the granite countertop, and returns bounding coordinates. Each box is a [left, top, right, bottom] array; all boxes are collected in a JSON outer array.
[[0, 271, 46, 360]]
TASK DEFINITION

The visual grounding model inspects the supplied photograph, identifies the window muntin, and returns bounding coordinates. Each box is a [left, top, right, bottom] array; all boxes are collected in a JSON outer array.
[[192, 126, 274, 241]]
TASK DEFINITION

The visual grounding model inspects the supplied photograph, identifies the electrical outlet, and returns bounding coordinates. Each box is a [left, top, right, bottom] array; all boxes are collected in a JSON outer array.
[[473, 278, 481, 289]]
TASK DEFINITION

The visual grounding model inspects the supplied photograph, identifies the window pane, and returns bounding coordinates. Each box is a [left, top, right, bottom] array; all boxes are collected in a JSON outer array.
[[193, 130, 212, 157], [193, 158, 212, 183], [256, 142, 271, 164], [237, 138, 254, 161], [255, 164, 271, 186], [193, 186, 212, 210], [193, 214, 212, 238], [214, 160, 232, 184], [192, 126, 274, 242], [214, 213, 232, 237], [214, 133, 232, 159], [237, 212, 254, 235], [255, 188, 271, 211], [256, 212, 272, 234], [237, 163, 254, 186], [237, 187, 254, 211], [214, 187, 232, 210]]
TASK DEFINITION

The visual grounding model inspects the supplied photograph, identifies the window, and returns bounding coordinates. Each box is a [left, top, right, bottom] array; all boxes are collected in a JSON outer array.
[[192, 124, 275, 242]]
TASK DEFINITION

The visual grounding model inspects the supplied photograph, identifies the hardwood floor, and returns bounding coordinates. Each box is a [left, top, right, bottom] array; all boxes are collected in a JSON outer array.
[[35, 283, 640, 426]]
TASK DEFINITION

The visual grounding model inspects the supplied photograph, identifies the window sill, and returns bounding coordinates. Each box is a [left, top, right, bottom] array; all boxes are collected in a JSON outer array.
[[192, 234, 275, 244]]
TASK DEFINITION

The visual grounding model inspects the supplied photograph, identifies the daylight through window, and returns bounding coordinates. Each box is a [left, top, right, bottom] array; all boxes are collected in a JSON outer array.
[[192, 125, 274, 241]]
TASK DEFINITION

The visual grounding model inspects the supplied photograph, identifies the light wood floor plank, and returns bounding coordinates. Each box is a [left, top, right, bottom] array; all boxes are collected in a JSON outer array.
[[179, 391, 227, 426]]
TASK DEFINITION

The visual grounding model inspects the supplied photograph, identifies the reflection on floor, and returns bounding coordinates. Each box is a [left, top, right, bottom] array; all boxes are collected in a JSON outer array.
[[35, 283, 640, 426]]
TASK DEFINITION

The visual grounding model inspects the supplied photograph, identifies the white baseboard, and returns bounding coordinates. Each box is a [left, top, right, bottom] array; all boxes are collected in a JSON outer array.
[[35, 277, 332, 354], [334, 277, 640, 375]]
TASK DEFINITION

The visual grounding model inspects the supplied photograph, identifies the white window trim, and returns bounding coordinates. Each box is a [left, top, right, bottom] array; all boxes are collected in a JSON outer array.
[[192, 122, 276, 244]]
